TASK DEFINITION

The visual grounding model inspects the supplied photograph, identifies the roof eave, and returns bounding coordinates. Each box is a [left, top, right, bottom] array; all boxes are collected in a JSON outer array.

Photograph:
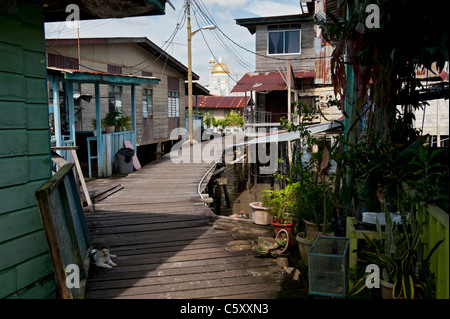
[[43, 0, 167, 22], [235, 14, 314, 35]]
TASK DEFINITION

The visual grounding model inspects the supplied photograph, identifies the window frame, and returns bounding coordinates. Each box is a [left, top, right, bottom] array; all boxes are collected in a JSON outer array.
[[267, 24, 301, 56], [108, 85, 123, 115], [143, 88, 153, 118], [168, 91, 180, 118]]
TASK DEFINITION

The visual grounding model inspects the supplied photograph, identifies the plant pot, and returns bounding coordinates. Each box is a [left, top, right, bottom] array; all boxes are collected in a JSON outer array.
[[275, 229, 297, 254], [249, 202, 273, 225], [272, 220, 295, 235], [380, 279, 394, 299], [105, 125, 115, 133], [296, 232, 314, 267], [303, 219, 333, 239]]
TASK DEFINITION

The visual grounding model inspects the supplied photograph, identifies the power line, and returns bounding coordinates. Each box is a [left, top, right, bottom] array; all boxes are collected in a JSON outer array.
[[127, 1, 188, 74], [194, 0, 331, 63], [192, 0, 253, 71], [192, 11, 239, 83]]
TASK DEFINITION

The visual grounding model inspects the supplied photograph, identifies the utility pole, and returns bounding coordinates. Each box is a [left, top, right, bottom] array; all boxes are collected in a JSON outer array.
[[186, 0, 215, 145], [187, 0, 194, 144]]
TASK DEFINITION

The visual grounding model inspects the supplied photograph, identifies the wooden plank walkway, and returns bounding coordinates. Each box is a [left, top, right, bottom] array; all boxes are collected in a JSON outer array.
[[84, 137, 307, 299]]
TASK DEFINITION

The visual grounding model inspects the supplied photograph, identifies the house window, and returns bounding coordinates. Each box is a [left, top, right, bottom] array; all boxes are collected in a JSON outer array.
[[47, 53, 79, 69], [268, 24, 301, 55], [167, 76, 180, 118], [108, 85, 122, 114], [143, 88, 153, 118], [168, 91, 180, 118]]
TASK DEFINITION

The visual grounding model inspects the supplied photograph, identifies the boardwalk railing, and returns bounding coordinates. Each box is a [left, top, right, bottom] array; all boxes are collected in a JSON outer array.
[[87, 131, 135, 177], [418, 204, 449, 299]]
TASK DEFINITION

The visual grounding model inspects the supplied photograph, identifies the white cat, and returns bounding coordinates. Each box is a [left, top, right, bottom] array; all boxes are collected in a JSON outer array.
[[90, 246, 117, 269]]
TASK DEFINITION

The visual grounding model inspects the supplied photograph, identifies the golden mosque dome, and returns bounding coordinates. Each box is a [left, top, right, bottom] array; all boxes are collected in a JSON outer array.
[[211, 62, 230, 74]]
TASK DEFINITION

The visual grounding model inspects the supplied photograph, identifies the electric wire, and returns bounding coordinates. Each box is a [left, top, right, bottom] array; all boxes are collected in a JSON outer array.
[[193, 0, 253, 69], [194, 0, 331, 63], [192, 10, 239, 83]]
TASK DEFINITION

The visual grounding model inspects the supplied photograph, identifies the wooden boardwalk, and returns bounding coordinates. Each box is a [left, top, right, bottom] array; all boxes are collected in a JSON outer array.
[[84, 137, 306, 299]]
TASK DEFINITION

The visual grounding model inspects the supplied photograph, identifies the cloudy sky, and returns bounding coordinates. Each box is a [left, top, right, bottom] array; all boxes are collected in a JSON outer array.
[[44, 0, 303, 85]]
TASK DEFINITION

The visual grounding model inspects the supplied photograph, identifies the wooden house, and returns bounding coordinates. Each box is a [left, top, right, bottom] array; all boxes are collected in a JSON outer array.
[[232, 1, 341, 126], [45, 37, 199, 173], [0, 0, 168, 299], [185, 95, 249, 120]]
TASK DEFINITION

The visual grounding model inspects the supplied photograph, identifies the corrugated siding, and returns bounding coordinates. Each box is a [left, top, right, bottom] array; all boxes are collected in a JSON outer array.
[[0, 0, 56, 298]]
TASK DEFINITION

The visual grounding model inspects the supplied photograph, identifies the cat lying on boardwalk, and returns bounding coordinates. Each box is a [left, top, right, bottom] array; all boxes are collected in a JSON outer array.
[[89, 246, 117, 269]]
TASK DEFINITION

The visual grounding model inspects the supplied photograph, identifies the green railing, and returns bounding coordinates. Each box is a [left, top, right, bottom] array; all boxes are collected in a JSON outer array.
[[418, 205, 449, 299]]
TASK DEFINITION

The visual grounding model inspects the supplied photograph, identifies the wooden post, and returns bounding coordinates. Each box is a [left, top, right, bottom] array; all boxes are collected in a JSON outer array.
[[94, 83, 102, 177], [131, 84, 137, 150], [66, 81, 76, 146], [52, 77, 61, 151]]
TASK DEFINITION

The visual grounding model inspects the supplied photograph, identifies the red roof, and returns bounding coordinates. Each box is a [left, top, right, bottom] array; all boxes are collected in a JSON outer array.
[[231, 71, 315, 93], [185, 95, 249, 109]]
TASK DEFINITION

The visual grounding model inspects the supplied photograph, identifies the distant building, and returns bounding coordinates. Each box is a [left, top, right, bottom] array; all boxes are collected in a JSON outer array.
[[203, 56, 233, 96], [233, 3, 341, 125], [45, 37, 198, 168], [186, 95, 249, 120]]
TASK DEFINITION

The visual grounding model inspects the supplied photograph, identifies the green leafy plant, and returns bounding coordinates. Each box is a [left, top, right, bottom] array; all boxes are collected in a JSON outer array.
[[348, 213, 444, 299], [275, 233, 287, 248], [91, 118, 107, 132], [261, 182, 298, 224], [115, 115, 132, 132], [104, 110, 120, 126], [280, 99, 343, 230]]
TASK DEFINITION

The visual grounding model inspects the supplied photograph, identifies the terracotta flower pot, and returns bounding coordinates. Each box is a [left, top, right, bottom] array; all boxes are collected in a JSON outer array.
[[275, 229, 297, 254], [105, 125, 115, 133], [272, 219, 295, 235], [303, 219, 333, 239]]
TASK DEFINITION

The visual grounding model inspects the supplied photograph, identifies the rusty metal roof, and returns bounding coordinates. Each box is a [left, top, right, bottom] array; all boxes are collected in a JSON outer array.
[[231, 71, 315, 93], [185, 95, 250, 109]]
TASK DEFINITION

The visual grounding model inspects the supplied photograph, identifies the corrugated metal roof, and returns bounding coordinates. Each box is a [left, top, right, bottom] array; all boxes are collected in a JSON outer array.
[[47, 67, 161, 85], [185, 95, 249, 109], [231, 71, 315, 93], [45, 37, 199, 80], [236, 119, 344, 146]]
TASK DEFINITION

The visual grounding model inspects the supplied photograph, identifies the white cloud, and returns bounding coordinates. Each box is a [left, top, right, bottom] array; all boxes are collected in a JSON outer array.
[[201, 0, 249, 10], [245, 0, 301, 17]]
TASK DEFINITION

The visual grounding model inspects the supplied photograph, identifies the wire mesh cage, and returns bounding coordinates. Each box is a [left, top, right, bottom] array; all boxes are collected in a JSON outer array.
[[308, 236, 350, 298]]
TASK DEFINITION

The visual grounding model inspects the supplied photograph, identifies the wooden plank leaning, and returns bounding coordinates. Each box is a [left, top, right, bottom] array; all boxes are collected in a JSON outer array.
[[35, 163, 92, 299]]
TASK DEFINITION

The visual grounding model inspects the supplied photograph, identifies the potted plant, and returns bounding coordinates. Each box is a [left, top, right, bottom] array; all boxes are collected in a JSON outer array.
[[115, 115, 132, 132], [91, 118, 107, 135], [275, 229, 297, 254], [104, 110, 120, 133], [296, 231, 314, 267], [249, 201, 273, 226], [348, 213, 444, 299], [261, 182, 297, 234]]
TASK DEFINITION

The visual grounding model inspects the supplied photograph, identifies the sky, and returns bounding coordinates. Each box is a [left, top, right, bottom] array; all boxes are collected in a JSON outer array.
[[44, 0, 303, 85]]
